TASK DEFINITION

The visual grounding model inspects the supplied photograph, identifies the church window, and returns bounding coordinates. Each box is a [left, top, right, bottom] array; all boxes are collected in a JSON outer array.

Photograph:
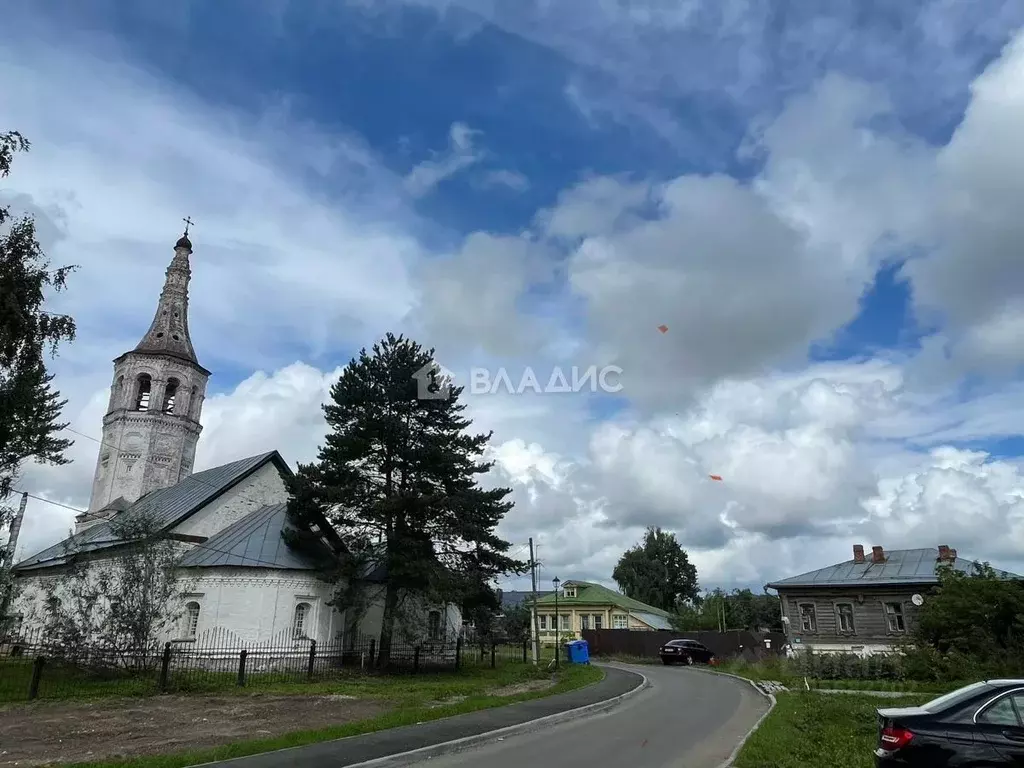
[[134, 374, 152, 411], [293, 603, 311, 638], [428, 610, 442, 641], [163, 378, 180, 413], [183, 601, 200, 639]]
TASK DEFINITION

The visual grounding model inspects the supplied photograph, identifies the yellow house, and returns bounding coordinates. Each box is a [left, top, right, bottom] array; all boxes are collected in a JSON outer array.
[[531, 580, 672, 644]]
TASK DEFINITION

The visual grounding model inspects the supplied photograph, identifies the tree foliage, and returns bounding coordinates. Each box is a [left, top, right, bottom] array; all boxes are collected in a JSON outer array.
[[37, 513, 189, 668], [286, 333, 525, 665], [0, 130, 77, 625], [672, 587, 783, 632], [612, 527, 699, 612], [914, 562, 1024, 659]]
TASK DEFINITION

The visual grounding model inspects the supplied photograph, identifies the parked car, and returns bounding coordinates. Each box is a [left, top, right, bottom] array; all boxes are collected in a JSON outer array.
[[876, 679, 1024, 766], [658, 639, 715, 666]]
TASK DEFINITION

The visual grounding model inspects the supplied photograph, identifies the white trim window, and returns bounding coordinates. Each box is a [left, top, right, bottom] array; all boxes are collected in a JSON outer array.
[[183, 601, 200, 639], [612, 614, 627, 629], [539, 615, 548, 630], [884, 602, 906, 633], [293, 602, 311, 638]]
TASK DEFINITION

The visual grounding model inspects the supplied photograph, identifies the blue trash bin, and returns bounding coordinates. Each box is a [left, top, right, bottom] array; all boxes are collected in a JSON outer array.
[[565, 639, 590, 664]]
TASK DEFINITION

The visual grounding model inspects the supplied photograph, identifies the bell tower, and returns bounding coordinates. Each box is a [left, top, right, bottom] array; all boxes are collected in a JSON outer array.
[[79, 224, 211, 533]]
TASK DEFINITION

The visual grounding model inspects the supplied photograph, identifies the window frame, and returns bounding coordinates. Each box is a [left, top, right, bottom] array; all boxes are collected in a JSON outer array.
[[835, 602, 856, 634], [612, 614, 627, 629], [183, 601, 201, 640], [884, 601, 906, 634], [293, 602, 311, 639], [974, 689, 1024, 727], [798, 602, 817, 633], [427, 609, 443, 641]]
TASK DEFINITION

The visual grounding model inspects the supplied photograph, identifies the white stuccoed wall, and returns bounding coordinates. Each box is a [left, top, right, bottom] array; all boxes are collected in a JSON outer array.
[[173, 567, 341, 645], [174, 461, 288, 539]]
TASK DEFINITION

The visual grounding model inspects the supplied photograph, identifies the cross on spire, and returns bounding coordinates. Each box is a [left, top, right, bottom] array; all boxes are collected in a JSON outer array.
[[182, 216, 194, 236]]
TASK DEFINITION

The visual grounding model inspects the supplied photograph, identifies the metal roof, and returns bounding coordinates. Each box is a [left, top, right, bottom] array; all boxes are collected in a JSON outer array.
[[177, 503, 320, 570], [14, 451, 287, 571], [766, 548, 1023, 589], [533, 580, 672, 618]]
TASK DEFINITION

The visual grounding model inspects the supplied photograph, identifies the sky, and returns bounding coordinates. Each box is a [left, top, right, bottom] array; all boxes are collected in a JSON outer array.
[[3, 0, 1024, 597]]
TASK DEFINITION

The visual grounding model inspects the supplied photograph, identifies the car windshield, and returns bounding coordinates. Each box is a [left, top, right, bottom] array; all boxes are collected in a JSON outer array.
[[920, 682, 992, 712]]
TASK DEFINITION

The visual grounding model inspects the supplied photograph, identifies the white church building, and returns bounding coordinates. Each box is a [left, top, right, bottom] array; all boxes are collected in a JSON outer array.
[[10, 230, 461, 652]]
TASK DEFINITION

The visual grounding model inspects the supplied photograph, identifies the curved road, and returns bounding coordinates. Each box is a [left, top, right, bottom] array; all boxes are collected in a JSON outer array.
[[399, 663, 769, 768]]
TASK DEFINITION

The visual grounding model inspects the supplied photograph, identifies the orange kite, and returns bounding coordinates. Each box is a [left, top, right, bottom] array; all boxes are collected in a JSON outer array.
[[657, 324, 668, 334], [708, 474, 723, 481]]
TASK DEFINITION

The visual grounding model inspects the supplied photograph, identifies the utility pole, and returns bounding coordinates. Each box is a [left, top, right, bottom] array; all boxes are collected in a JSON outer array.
[[529, 537, 540, 665]]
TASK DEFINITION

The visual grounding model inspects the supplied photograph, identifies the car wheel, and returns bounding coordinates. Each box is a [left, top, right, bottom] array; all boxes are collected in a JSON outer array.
[[683, 654, 693, 665]]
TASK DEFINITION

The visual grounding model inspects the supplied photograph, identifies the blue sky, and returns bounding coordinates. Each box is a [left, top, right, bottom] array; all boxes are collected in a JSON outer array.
[[5, 0, 1024, 589]]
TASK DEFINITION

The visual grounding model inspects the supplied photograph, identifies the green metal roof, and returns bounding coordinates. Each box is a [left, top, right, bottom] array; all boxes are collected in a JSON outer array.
[[533, 580, 672, 618]]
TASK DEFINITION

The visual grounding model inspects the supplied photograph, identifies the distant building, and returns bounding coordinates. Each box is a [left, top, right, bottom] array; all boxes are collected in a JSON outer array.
[[531, 580, 672, 644], [766, 544, 1022, 656]]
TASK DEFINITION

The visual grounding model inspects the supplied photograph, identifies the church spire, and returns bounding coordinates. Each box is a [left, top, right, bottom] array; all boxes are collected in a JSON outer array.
[[133, 221, 199, 364]]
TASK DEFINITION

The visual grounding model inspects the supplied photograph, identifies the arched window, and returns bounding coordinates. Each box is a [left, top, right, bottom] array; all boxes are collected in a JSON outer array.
[[190, 385, 199, 417], [163, 378, 180, 413], [183, 601, 200, 639], [293, 602, 311, 638], [428, 610, 442, 641], [134, 374, 152, 411]]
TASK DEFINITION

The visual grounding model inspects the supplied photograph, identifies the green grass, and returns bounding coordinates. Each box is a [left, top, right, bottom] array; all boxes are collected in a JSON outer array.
[[0, 653, 537, 705], [59, 662, 604, 768], [715, 658, 962, 695], [733, 691, 931, 768]]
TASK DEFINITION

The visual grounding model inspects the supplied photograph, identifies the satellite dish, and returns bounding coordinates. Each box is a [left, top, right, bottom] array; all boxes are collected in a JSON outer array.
[[911, 594, 924, 606]]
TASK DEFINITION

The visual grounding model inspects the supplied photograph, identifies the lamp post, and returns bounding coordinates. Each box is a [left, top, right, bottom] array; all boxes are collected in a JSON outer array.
[[552, 577, 560, 669]]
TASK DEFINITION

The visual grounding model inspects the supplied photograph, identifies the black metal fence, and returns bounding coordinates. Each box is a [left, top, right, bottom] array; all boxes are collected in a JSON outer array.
[[0, 627, 532, 702]]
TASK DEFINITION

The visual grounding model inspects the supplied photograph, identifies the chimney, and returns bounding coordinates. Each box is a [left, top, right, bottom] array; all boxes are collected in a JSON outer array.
[[937, 545, 951, 562], [853, 544, 865, 563], [950, 548, 957, 560], [871, 545, 885, 564]]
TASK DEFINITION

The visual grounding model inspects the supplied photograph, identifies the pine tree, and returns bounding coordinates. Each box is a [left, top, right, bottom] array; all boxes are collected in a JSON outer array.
[[287, 333, 524, 666], [0, 131, 77, 624]]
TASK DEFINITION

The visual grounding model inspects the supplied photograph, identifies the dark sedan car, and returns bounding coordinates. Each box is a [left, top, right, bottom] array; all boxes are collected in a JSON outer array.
[[659, 639, 715, 666], [876, 679, 1024, 766]]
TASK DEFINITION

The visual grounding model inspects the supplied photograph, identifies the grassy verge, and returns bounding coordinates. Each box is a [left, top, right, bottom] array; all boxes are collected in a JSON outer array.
[[59, 662, 604, 768], [733, 691, 930, 768], [715, 658, 961, 695]]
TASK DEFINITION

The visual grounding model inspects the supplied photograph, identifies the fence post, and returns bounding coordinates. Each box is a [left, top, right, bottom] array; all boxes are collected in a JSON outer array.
[[490, 642, 496, 669], [28, 655, 45, 700], [237, 649, 248, 687], [369, 638, 376, 668], [307, 640, 317, 680], [522, 639, 528, 664], [455, 637, 462, 670], [159, 643, 172, 693], [413, 645, 421, 674]]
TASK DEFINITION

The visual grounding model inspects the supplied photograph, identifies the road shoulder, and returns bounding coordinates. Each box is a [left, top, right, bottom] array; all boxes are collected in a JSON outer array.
[[195, 664, 647, 768]]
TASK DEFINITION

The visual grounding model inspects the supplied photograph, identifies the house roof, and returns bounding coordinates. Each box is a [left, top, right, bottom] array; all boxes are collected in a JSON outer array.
[[177, 502, 323, 570], [14, 451, 291, 572], [766, 548, 1023, 590], [533, 580, 672, 619]]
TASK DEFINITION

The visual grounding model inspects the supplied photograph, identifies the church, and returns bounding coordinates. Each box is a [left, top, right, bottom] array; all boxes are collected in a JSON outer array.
[[11, 230, 461, 651]]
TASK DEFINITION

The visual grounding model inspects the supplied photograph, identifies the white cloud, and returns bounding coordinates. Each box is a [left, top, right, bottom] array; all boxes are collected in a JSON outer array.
[[403, 122, 483, 197]]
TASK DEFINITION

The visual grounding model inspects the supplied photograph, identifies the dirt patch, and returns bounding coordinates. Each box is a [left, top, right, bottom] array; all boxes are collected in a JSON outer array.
[[488, 678, 555, 697], [0, 693, 388, 766]]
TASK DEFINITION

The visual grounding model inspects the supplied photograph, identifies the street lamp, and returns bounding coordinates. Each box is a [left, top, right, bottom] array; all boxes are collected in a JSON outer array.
[[552, 577, 560, 669]]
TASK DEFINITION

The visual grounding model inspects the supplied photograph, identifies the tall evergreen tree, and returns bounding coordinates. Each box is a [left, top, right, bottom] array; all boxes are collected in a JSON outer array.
[[1, 131, 77, 622], [286, 333, 524, 665], [612, 526, 699, 612]]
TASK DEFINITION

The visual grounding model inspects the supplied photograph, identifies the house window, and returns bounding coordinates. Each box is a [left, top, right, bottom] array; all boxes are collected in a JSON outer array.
[[134, 374, 152, 411], [836, 604, 855, 634], [163, 377, 180, 413], [539, 615, 548, 630], [183, 601, 200, 639], [593, 615, 603, 630], [884, 602, 905, 633], [612, 614, 627, 629], [293, 602, 311, 638], [580, 615, 590, 630], [564, 586, 576, 598], [560, 614, 569, 631], [799, 603, 817, 633], [428, 610, 442, 641]]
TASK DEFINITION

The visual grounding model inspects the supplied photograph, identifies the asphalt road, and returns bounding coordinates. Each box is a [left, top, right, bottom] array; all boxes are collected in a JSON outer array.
[[395, 663, 770, 768]]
